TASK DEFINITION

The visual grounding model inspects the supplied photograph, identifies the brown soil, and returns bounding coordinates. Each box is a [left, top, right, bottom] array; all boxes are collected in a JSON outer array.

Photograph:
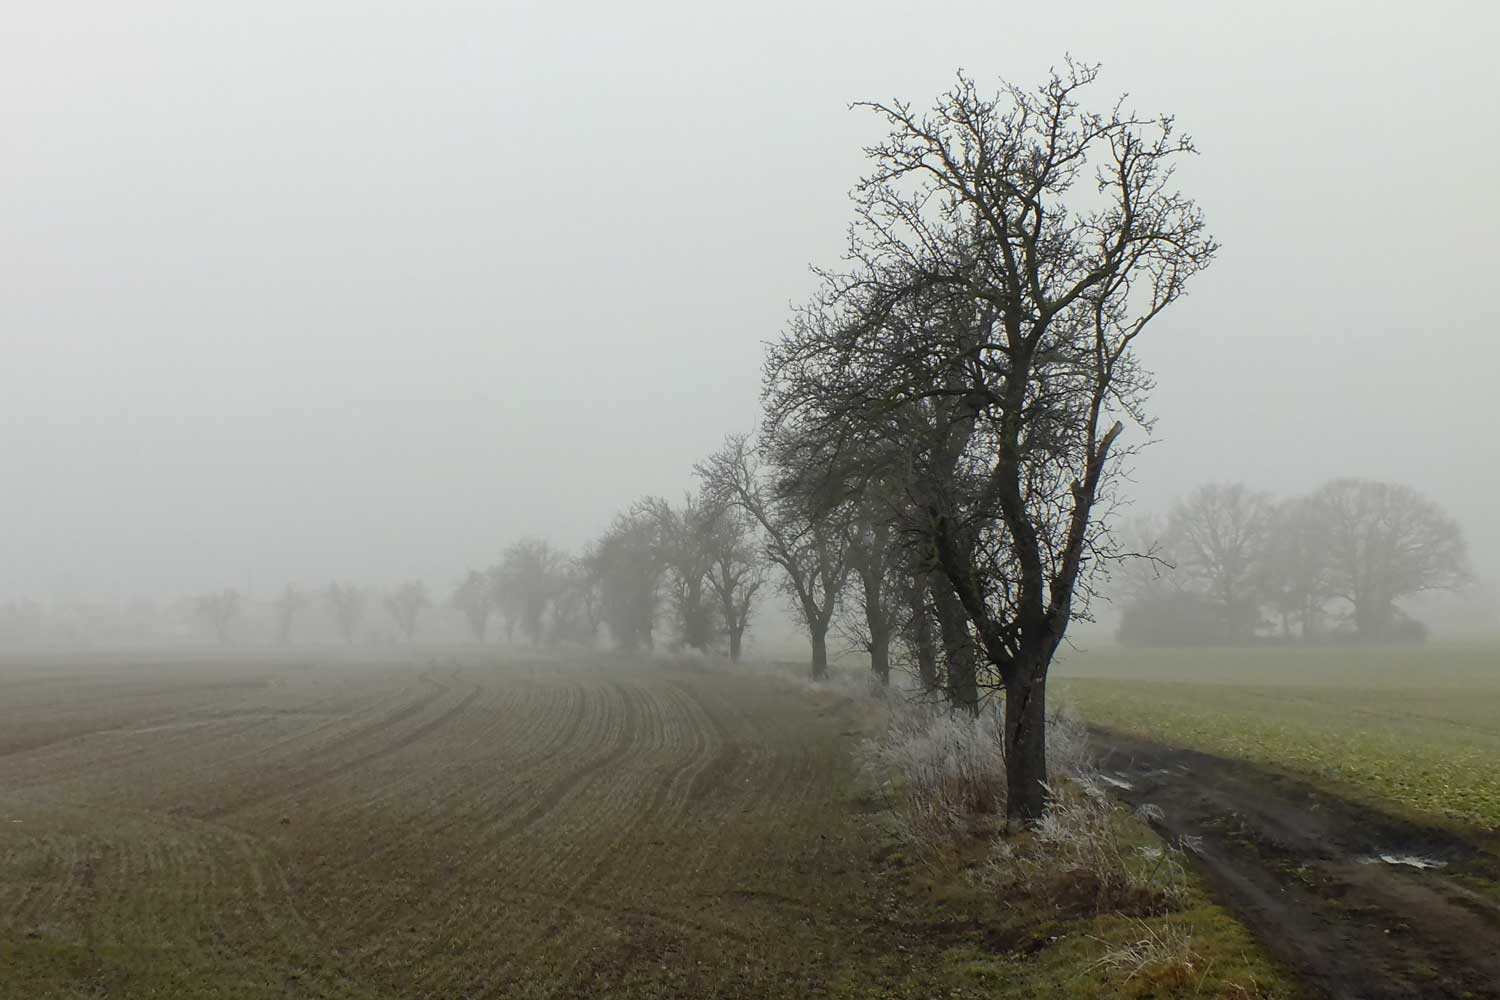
[[1094, 728, 1500, 1000], [0, 650, 989, 999]]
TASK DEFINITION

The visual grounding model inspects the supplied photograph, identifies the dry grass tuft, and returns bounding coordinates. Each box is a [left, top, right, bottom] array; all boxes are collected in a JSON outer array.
[[860, 700, 1009, 844], [982, 776, 1189, 916], [1085, 918, 1202, 989], [860, 693, 1099, 848]]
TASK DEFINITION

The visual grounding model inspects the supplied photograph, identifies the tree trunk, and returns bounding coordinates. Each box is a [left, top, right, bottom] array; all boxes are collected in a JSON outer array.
[[683, 580, 710, 650], [869, 627, 891, 686], [809, 624, 829, 679], [728, 626, 743, 663], [1004, 668, 1048, 824], [906, 580, 940, 692], [862, 569, 891, 686], [932, 583, 978, 714]]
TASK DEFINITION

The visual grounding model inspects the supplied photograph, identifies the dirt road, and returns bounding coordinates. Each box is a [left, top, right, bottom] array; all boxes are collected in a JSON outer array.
[[1095, 730, 1500, 1000]]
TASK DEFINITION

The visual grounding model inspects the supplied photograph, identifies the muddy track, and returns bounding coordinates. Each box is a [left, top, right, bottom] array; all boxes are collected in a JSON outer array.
[[1093, 729, 1500, 1000]]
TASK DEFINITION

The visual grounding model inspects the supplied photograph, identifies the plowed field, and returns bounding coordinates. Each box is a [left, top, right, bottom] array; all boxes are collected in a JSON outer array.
[[0, 650, 906, 999]]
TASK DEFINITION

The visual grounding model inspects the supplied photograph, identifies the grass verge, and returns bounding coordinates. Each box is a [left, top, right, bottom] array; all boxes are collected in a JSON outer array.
[[848, 691, 1304, 999]]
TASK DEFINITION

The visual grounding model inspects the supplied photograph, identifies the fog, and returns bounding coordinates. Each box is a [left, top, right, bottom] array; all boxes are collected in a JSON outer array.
[[4, 0, 1497, 612]]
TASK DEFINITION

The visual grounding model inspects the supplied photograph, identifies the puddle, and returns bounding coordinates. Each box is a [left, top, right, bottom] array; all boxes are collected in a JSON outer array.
[[1358, 854, 1448, 870], [1135, 803, 1166, 821]]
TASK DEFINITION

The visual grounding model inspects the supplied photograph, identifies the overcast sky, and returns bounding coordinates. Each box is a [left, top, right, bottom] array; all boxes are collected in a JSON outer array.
[[4, 0, 1497, 603]]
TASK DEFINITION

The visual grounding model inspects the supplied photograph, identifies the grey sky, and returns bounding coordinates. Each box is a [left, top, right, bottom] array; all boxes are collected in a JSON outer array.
[[4, 0, 1497, 602]]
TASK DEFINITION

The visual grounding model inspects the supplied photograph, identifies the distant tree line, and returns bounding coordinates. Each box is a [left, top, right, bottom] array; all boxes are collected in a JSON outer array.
[[184, 580, 432, 646], [441, 498, 769, 661], [1116, 479, 1469, 645]]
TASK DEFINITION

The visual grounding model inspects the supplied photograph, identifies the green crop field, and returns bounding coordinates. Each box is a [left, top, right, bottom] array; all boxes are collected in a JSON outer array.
[[1055, 641, 1500, 834]]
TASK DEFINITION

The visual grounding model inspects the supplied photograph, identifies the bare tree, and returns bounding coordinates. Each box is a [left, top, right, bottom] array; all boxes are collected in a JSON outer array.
[[697, 432, 852, 678], [491, 539, 561, 645], [592, 509, 666, 653], [493, 579, 520, 643], [452, 569, 493, 641], [702, 506, 766, 663], [638, 494, 719, 652], [550, 556, 603, 643], [385, 580, 429, 641], [327, 581, 364, 644], [766, 64, 1215, 820], [274, 583, 307, 645], [196, 588, 240, 644], [1313, 479, 1469, 640], [842, 498, 903, 685], [1262, 496, 1334, 640], [1113, 512, 1218, 645], [897, 567, 942, 693], [763, 277, 990, 708], [1166, 483, 1274, 641]]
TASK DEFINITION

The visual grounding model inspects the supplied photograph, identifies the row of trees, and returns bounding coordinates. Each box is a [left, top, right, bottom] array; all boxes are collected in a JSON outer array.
[[186, 469, 1472, 661], [1116, 479, 1469, 644], [447, 501, 768, 661], [178, 505, 769, 654], [194, 580, 431, 645]]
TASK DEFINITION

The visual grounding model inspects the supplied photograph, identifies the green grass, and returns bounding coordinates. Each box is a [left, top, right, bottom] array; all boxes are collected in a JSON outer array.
[[1054, 641, 1500, 834], [837, 905, 1291, 999]]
